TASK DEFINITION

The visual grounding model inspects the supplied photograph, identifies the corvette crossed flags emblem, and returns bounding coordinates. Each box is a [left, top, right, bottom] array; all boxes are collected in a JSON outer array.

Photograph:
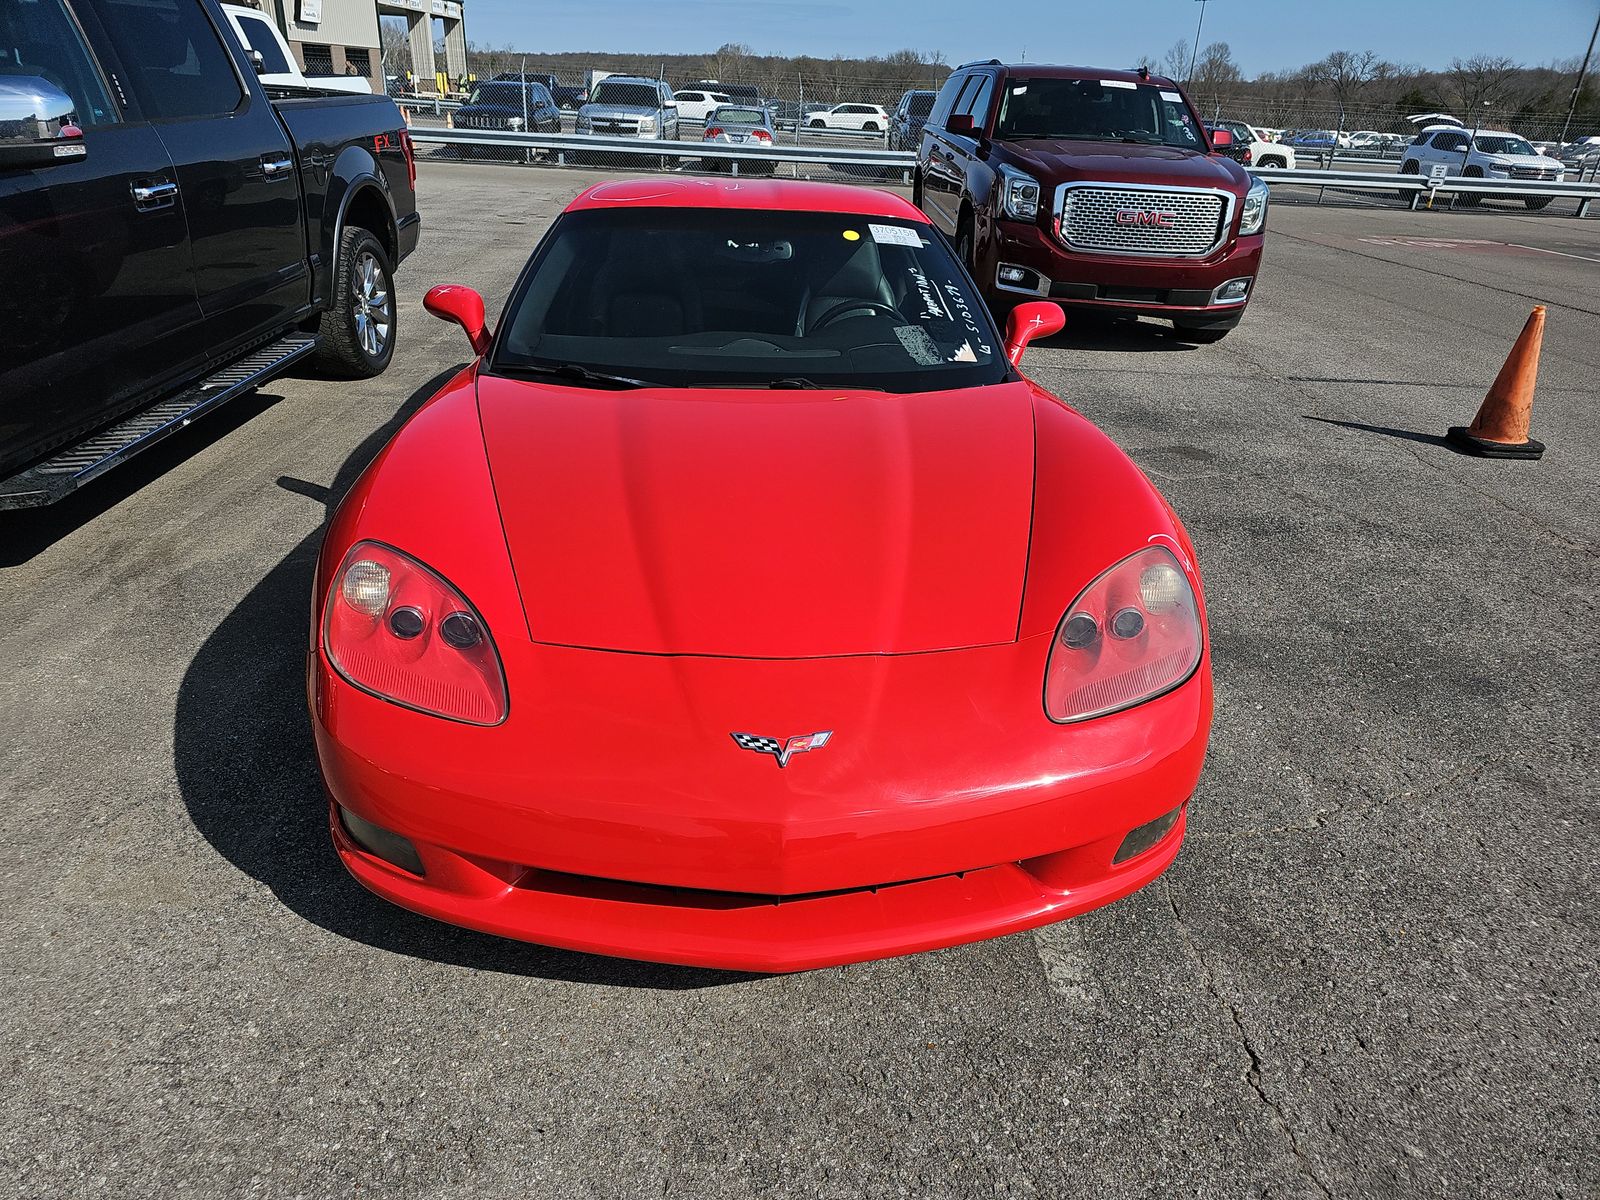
[[731, 731, 832, 768]]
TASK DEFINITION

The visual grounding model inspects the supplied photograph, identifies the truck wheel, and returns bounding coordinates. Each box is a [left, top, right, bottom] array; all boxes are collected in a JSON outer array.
[[911, 169, 925, 211], [955, 214, 975, 272], [314, 226, 395, 379], [864, 121, 880, 132]]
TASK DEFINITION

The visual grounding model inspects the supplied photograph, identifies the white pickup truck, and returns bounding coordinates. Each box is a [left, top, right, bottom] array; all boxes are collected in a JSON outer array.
[[221, 4, 372, 94]]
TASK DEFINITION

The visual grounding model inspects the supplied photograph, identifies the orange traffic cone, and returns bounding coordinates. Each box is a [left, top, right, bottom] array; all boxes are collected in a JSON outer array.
[[1447, 306, 1546, 460]]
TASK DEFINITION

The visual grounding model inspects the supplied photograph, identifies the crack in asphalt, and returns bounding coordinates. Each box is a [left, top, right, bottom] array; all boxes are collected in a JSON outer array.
[[1164, 879, 1337, 1200]]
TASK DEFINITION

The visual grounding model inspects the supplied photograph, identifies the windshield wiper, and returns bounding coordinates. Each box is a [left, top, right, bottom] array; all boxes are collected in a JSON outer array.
[[767, 377, 885, 391], [499, 362, 653, 389]]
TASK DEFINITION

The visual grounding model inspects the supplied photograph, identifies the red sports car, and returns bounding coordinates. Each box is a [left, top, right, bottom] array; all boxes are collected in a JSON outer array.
[[310, 178, 1212, 972]]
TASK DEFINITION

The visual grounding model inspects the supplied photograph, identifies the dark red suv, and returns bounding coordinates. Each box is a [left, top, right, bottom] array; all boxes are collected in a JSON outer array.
[[913, 61, 1268, 342]]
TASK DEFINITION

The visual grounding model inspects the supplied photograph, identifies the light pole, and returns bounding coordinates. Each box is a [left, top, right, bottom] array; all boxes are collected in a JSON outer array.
[[1559, 8, 1600, 145], [1185, 0, 1211, 84]]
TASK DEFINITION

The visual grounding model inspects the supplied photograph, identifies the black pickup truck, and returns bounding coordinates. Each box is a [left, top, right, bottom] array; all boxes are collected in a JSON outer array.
[[0, 0, 420, 508]]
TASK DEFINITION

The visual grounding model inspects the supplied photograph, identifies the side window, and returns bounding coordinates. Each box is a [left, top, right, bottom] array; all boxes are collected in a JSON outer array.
[[232, 14, 289, 76], [956, 73, 995, 126], [0, 0, 119, 127], [535, 85, 553, 109], [94, 0, 246, 120], [927, 72, 967, 129]]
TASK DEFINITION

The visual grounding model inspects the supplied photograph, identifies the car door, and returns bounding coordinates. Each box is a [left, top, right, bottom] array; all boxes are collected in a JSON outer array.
[[920, 72, 974, 234], [0, 0, 205, 476], [89, 0, 308, 355]]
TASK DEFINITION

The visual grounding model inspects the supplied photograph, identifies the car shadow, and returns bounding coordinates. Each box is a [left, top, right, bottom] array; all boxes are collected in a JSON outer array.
[[0, 390, 287, 569], [172, 365, 757, 990], [1033, 315, 1204, 354]]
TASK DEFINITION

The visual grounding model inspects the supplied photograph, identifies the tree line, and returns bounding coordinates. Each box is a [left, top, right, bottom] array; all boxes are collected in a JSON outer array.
[[454, 38, 1598, 139]]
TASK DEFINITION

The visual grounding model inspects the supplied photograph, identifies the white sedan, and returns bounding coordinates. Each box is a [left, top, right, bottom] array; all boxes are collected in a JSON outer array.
[[806, 103, 890, 133]]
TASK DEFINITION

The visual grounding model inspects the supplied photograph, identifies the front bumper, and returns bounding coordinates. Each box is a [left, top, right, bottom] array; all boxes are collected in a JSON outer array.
[[311, 634, 1211, 972], [983, 217, 1264, 325]]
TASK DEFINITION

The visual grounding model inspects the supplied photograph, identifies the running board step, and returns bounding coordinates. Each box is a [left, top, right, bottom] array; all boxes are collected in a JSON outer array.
[[0, 334, 317, 509]]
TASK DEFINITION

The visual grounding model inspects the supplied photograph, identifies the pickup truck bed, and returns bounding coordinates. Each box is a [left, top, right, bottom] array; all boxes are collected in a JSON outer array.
[[0, 0, 420, 508]]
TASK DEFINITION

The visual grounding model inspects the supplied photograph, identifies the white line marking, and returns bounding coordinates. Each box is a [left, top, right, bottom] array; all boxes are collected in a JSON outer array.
[[1506, 242, 1600, 264]]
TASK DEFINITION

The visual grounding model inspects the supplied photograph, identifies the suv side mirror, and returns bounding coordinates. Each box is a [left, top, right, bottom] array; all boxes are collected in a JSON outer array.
[[249, 49, 266, 75], [1210, 128, 1234, 150], [0, 77, 87, 169], [424, 284, 490, 354], [1003, 301, 1065, 365], [947, 113, 976, 137]]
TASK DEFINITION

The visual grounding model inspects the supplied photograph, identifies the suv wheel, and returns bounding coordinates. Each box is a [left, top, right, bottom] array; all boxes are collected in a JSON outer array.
[[1258, 155, 1286, 168], [864, 121, 880, 132], [314, 225, 395, 378], [955, 216, 974, 272], [808, 118, 825, 128], [1460, 165, 1483, 207]]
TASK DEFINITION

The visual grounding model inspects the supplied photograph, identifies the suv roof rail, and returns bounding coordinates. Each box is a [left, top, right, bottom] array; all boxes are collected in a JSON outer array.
[[956, 58, 1003, 69]]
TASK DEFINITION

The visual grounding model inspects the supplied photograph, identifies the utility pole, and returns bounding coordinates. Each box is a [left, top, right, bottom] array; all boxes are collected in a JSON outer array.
[[1560, 7, 1600, 144], [1185, 0, 1211, 84]]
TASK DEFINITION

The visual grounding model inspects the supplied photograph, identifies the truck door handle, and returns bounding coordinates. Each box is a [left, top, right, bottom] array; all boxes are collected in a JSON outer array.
[[260, 155, 294, 179], [131, 180, 178, 210]]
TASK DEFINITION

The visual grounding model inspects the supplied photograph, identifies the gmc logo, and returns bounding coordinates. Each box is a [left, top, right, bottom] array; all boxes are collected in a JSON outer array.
[[1115, 209, 1178, 227]]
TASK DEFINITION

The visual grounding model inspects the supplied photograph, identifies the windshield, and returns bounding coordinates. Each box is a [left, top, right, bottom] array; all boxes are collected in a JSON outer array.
[[467, 83, 527, 106], [711, 107, 766, 124], [906, 92, 934, 116], [1474, 135, 1535, 156], [592, 82, 660, 108], [995, 78, 1203, 148], [494, 208, 1008, 393]]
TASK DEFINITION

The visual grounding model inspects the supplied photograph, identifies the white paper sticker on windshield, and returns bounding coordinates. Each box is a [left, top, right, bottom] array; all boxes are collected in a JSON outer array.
[[1161, 90, 1182, 101], [869, 223, 922, 247], [1101, 79, 1137, 89]]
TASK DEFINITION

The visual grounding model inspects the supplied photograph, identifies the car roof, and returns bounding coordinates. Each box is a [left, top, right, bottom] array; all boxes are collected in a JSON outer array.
[[567, 178, 929, 220], [987, 63, 1181, 88]]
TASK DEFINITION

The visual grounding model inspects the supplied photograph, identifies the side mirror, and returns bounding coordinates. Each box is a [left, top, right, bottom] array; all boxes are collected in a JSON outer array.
[[1210, 128, 1234, 150], [424, 284, 491, 354], [1003, 301, 1065, 365], [0, 77, 87, 169], [946, 113, 976, 137], [249, 49, 266, 75]]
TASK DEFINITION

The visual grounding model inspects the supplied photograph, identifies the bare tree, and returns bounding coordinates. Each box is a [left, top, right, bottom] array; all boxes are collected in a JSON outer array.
[[1135, 53, 1158, 74], [703, 41, 753, 84], [1163, 39, 1190, 82], [1191, 42, 1242, 110], [1305, 50, 1388, 112], [1448, 54, 1521, 112]]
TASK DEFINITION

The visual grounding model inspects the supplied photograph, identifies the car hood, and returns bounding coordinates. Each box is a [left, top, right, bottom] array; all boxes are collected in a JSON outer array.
[[1483, 153, 1558, 168], [476, 376, 1038, 657], [997, 140, 1246, 191]]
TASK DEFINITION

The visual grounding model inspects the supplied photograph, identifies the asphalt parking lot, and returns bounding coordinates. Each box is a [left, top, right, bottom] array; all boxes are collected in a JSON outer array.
[[2, 163, 1595, 1199]]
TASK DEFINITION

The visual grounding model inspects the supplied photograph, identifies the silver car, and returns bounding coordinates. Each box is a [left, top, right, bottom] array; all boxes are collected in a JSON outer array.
[[700, 104, 778, 174], [576, 76, 681, 166]]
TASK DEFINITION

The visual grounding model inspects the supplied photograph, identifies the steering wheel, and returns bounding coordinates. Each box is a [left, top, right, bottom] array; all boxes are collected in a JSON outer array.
[[810, 299, 901, 331]]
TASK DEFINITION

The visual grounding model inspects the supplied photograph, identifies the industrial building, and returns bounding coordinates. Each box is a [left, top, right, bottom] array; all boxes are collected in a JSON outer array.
[[246, 0, 469, 91]]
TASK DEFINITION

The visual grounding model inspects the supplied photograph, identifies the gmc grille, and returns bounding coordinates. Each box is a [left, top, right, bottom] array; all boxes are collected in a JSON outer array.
[[1058, 186, 1229, 257]]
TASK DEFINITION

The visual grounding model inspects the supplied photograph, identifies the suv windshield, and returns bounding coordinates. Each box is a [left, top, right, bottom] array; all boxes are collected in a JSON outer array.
[[467, 83, 530, 106], [1474, 135, 1535, 156], [995, 78, 1203, 148], [494, 208, 1008, 393], [592, 82, 660, 108]]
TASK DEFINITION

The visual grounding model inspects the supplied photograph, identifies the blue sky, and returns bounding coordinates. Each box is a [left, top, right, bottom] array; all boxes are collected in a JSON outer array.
[[461, 0, 1598, 75]]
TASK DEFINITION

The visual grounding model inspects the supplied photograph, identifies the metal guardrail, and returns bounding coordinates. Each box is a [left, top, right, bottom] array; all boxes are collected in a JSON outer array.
[[1249, 166, 1600, 216], [408, 127, 917, 174]]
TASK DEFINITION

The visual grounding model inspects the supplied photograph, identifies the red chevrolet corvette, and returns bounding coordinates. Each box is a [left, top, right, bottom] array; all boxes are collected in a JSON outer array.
[[309, 178, 1212, 972]]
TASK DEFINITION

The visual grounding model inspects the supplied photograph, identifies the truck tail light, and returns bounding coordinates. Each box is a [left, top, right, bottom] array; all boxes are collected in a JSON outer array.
[[400, 129, 416, 188]]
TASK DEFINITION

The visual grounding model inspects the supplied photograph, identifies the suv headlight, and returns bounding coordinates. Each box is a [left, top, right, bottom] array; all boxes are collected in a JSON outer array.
[[997, 162, 1042, 222], [637, 115, 658, 134], [576, 115, 592, 132], [1239, 176, 1269, 235]]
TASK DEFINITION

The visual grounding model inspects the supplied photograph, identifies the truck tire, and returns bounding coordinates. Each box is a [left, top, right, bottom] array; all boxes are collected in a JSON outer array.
[[314, 226, 395, 379]]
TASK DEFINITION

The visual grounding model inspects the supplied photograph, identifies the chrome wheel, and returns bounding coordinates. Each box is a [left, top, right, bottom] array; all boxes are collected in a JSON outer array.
[[352, 250, 391, 359]]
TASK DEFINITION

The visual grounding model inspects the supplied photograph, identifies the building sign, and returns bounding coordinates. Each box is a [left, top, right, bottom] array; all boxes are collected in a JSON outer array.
[[297, 0, 321, 22], [406, 0, 424, 11], [431, 0, 445, 13], [444, 1, 461, 16]]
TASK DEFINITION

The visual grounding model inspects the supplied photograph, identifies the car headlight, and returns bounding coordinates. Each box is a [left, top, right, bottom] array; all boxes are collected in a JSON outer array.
[[1238, 176, 1269, 235], [576, 116, 592, 132], [997, 162, 1042, 222], [638, 116, 658, 133], [323, 541, 509, 726], [1044, 546, 1203, 723]]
